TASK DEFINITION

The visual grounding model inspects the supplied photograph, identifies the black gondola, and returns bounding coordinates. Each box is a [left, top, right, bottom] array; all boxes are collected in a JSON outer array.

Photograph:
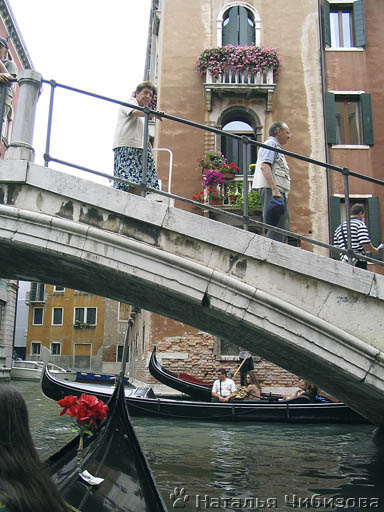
[[148, 346, 212, 401], [42, 366, 370, 424], [45, 330, 167, 512]]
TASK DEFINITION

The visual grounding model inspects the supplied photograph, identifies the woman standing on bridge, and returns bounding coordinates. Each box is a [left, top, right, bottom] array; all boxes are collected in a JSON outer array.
[[112, 81, 160, 194]]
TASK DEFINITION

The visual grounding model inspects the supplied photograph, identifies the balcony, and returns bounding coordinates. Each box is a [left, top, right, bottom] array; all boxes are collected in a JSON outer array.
[[203, 68, 276, 111], [197, 45, 280, 112]]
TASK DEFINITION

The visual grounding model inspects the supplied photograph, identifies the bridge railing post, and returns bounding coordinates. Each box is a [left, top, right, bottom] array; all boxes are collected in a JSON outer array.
[[242, 136, 249, 231], [343, 167, 354, 265], [44, 80, 56, 167], [5, 70, 42, 162], [141, 107, 150, 197]]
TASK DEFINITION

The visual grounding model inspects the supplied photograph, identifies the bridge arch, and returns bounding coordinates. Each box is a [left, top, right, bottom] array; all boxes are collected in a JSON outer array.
[[0, 166, 384, 425]]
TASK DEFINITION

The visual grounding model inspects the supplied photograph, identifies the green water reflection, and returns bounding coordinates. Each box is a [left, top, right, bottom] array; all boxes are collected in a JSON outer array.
[[10, 380, 384, 511]]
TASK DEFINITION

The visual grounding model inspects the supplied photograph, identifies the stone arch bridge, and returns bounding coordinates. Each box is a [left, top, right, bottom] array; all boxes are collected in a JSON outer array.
[[0, 159, 384, 426]]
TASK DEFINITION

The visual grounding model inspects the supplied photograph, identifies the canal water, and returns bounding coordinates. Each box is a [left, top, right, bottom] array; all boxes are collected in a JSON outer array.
[[10, 380, 384, 511]]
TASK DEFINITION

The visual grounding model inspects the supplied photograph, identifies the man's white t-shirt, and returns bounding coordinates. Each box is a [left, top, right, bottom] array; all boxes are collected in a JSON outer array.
[[212, 377, 237, 397]]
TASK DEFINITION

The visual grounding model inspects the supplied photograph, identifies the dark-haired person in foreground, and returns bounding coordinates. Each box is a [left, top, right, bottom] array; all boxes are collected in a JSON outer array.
[[211, 368, 237, 403], [0, 385, 70, 512]]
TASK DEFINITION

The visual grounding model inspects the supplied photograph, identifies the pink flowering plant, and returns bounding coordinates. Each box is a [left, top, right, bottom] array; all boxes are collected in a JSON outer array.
[[203, 170, 225, 188], [196, 45, 281, 78]]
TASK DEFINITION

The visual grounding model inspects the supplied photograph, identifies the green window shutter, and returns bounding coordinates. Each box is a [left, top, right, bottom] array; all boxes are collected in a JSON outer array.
[[323, 0, 331, 47], [31, 281, 37, 301], [38, 283, 45, 301], [360, 93, 374, 145], [222, 6, 239, 45], [325, 92, 337, 145], [329, 196, 341, 259], [239, 7, 253, 45], [367, 197, 381, 260], [353, 0, 366, 47]]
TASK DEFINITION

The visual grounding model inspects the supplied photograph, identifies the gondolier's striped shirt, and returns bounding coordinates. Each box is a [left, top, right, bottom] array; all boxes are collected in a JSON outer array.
[[333, 217, 371, 253]]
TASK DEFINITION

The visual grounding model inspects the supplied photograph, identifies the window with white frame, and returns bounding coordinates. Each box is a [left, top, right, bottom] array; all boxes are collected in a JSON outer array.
[[324, 0, 366, 49], [325, 92, 373, 146], [54, 285, 65, 293], [219, 4, 260, 46], [32, 307, 44, 325], [31, 341, 41, 355], [51, 342, 61, 355], [52, 307, 63, 326], [74, 307, 97, 325]]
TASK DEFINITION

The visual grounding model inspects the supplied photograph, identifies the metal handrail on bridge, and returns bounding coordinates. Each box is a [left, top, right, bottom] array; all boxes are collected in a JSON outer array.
[[1, 77, 383, 268]]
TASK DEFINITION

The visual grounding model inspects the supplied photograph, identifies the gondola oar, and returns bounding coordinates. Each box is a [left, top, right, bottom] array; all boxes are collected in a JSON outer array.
[[232, 354, 251, 379]]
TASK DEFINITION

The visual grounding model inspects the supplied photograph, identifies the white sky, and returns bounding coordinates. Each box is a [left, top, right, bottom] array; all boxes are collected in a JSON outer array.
[[9, 0, 151, 183]]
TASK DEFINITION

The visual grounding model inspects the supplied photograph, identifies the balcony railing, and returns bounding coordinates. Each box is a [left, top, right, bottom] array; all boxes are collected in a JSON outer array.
[[203, 68, 276, 111]]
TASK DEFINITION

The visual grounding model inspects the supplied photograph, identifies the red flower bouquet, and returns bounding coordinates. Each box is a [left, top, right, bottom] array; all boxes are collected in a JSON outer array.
[[58, 394, 108, 471]]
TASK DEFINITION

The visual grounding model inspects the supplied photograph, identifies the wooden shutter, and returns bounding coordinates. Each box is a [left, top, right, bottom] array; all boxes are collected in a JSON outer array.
[[31, 281, 37, 301], [329, 196, 341, 259], [360, 93, 374, 146], [37, 283, 45, 301], [353, 0, 366, 47], [222, 6, 239, 45], [323, 0, 331, 47], [325, 92, 337, 145], [239, 6, 254, 45], [367, 197, 381, 260]]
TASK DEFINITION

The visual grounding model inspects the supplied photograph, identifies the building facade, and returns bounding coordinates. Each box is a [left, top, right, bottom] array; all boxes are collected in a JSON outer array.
[[323, 0, 384, 271], [121, 0, 384, 391], [25, 283, 128, 372], [0, 0, 32, 380]]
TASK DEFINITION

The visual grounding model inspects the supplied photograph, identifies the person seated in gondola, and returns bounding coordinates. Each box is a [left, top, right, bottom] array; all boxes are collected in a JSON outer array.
[[285, 379, 318, 402], [232, 371, 262, 401], [211, 368, 237, 403]]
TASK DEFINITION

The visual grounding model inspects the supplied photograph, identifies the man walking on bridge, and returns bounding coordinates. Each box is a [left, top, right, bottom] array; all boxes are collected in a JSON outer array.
[[252, 121, 291, 243], [333, 203, 380, 270]]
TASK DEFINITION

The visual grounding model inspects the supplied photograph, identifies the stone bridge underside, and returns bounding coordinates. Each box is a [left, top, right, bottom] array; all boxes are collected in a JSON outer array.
[[1, 160, 384, 426]]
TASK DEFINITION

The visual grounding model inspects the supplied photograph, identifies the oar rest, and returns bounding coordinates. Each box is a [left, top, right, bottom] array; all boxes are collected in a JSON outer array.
[[132, 386, 156, 398]]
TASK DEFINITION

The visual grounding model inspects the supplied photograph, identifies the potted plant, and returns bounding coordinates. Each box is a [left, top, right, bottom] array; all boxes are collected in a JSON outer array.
[[207, 187, 224, 205], [203, 169, 225, 188], [199, 150, 227, 173], [74, 320, 89, 329], [219, 162, 240, 180]]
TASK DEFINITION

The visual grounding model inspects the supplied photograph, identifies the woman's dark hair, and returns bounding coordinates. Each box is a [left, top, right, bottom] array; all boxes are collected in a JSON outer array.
[[246, 371, 261, 392], [0, 384, 69, 512]]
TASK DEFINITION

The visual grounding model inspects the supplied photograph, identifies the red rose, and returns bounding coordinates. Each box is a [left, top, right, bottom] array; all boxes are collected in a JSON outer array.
[[58, 394, 108, 427], [57, 395, 78, 416]]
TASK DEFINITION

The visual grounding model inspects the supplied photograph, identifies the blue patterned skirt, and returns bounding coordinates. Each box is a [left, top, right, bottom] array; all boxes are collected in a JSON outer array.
[[113, 146, 159, 191]]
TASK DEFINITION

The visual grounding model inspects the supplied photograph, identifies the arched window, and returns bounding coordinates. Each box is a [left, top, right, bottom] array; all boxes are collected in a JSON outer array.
[[220, 110, 261, 173], [222, 5, 255, 45]]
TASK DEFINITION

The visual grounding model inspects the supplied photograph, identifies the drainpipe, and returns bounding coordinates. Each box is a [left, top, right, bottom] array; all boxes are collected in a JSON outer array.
[[318, 0, 332, 248]]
